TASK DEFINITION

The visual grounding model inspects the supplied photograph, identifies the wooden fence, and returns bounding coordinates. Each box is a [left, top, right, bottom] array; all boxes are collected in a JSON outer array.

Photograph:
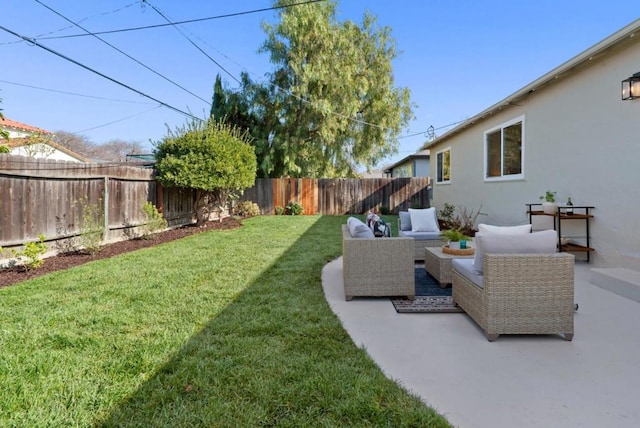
[[241, 177, 431, 215], [0, 155, 193, 248], [1, 155, 431, 249]]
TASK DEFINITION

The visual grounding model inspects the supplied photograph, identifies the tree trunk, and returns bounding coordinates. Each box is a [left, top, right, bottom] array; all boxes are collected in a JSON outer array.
[[193, 190, 208, 227]]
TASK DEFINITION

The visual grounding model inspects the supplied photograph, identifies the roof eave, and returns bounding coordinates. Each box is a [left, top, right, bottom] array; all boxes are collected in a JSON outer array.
[[424, 17, 640, 150]]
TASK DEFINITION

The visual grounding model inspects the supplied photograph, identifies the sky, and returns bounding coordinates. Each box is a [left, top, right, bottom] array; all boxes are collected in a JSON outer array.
[[1, 1, 636, 169]]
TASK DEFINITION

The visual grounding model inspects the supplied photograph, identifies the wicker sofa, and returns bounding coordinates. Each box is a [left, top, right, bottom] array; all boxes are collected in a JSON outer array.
[[452, 253, 575, 341], [341, 224, 415, 301]]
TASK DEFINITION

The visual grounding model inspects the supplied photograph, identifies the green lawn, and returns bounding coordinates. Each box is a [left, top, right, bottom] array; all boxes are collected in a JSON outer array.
[[0, 215, 450, 427]]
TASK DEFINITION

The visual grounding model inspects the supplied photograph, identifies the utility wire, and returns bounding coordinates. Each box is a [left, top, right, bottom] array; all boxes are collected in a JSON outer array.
[[34, 0, 209, 105], [73, 105, 163, 133], [0, 1, 138, 46], [37, 0, 327, 40], [0, 24, 202, 123], [141, 0, 240, 85], [398, 119, 467, 139], [0, 78, 155, 104]]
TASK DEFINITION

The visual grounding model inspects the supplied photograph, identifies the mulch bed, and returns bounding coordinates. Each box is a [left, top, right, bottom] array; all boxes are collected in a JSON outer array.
[[0, 217, 242, 289]]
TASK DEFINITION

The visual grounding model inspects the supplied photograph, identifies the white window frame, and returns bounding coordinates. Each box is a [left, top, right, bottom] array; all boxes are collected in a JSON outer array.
[[483, 115, 525, 182], [435, 147, 451, 184]]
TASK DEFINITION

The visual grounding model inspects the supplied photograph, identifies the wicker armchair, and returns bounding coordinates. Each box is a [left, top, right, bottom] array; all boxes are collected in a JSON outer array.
[[342, 224, 415, 301], [452, 253, 575, 341]]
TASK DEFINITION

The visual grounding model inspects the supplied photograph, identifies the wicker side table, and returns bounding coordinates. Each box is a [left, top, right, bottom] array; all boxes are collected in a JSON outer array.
[[424, 246, 475, 288]]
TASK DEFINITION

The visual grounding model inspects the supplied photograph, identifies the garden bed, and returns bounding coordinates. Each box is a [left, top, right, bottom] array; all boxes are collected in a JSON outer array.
[[0, 217, 242, 289]]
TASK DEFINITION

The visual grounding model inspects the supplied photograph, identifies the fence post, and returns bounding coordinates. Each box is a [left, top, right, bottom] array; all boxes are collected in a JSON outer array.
[[103, 176, 109, 242]]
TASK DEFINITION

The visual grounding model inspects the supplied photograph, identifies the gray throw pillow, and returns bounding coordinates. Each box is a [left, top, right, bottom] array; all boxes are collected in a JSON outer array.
[[399, 211, 411, 231]]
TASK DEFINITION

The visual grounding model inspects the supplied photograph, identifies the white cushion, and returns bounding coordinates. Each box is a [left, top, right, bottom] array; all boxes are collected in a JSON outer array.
[[478, 223, 532, 235], [409, 207, 439, 232], [347, 217, 375, 239], [473, 229, 557, 274]]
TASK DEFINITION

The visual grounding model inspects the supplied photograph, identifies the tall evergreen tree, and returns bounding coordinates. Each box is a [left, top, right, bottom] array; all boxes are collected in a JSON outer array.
[[209, 1, 413, 178], [209, 74, 226, 120], [253, 0, 413, 177]]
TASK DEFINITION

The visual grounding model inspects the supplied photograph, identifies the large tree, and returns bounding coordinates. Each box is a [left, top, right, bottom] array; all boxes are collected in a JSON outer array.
[[248, 0, 412, 178], [155, 119, 257, 226]]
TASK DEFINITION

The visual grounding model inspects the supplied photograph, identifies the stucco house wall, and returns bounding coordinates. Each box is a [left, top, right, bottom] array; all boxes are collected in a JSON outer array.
[[425, 19, 640, 270], [9, 143, 85, 163]]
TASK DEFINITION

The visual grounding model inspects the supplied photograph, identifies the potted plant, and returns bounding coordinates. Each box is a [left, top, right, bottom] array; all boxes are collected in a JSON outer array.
[[440, 228, 473, 250], [539, 190, 558, 215]]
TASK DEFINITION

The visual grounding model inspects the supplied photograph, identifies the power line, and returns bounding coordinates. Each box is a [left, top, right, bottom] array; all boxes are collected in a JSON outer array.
[[0, 24, 202, 123], [0, 79, 155, 104], [141, 0, 241, 85], [73, 105, 163, 134], [36, 0, 327, 40], [397, 119, 467, 140], [34, 0, 210, 105], [0, 1, 139, 46]]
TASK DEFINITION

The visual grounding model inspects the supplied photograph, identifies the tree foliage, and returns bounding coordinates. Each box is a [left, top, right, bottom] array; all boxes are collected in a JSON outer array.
[[0, 97, 10, 142], [155, 119, 257, 226], [215, 0, 413, 178]]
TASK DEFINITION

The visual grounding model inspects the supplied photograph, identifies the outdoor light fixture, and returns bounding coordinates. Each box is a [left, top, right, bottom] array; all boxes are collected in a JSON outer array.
[[621, 72, 640, 100]]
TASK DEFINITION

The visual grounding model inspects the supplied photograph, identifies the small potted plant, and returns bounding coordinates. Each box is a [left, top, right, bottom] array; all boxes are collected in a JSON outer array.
[[539, 190, 558, 215], [440, 228, 473, 250]]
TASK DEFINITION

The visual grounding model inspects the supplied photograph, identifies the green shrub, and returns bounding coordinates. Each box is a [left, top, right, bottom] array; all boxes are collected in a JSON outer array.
[[141, 202, 168, 238], [285, 201, 304, 216], [380, 205, 391, 215], [155, 119, 257, 226], [234, 200, 260, 217], [9, 234, 47, 271], [77, 198, 104, 255], [438, 202, 458, 230], [274, 206, 285, 215]]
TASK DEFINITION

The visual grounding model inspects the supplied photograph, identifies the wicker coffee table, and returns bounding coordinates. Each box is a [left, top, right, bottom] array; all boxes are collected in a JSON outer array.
[[424, 246, 475, 288]]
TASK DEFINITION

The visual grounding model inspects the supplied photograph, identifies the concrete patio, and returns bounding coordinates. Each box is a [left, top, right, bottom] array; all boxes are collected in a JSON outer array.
[[322, 258, 640, 428]]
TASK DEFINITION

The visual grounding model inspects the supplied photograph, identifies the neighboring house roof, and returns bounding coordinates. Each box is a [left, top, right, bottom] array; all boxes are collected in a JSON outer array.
[[383, 150, 430, 174], [423, 17, 640, 149], [1, 117, 90, 163], [0, 117, 52, 135]]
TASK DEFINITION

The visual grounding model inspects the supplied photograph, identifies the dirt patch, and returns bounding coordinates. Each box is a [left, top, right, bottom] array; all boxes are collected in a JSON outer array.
[[0, 217, 242, 289]]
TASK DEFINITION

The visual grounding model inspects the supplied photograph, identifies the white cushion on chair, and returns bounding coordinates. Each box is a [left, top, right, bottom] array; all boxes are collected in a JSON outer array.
[[409, 207, 439, 232], [473, 229, 557, 274], [478, 223, 532, 234], [347, 217, 375, 238]]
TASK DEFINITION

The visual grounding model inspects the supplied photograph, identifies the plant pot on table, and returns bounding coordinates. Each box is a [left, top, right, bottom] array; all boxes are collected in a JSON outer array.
[[542, 202, 558, 215]]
